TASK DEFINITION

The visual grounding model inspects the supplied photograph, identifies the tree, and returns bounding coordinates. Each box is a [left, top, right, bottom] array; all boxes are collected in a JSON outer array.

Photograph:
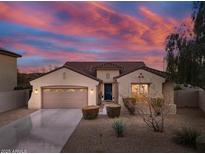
[[165, 2, 205, 89], [193, 2, 205, 88], [193, 2, 205, 43]]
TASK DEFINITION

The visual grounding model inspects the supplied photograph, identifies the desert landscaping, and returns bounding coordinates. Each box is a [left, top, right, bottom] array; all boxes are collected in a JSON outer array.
[[62, 108, 205, 153]]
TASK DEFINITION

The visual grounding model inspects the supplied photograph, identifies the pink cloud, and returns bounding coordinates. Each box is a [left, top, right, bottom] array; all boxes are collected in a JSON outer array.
[[0, 2, 193, 73], [0, 2, 54, 30]]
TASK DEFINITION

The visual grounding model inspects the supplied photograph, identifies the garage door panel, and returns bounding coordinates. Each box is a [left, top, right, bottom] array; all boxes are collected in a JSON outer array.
[[42, 88, 88, 108]]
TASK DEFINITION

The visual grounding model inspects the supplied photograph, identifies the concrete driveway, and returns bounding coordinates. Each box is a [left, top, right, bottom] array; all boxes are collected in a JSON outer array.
[[0, 109, 82, 153]]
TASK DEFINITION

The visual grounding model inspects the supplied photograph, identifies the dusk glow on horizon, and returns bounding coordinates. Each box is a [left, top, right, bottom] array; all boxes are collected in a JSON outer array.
[[0, 1, 193, 73]]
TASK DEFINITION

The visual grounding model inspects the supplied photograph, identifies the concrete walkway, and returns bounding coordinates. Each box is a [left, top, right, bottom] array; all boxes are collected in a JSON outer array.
[[0, 109, 82, 153]]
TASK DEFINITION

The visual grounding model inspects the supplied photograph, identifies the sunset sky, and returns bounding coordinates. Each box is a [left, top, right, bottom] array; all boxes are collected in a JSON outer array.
[[0, 1, 193, 73]]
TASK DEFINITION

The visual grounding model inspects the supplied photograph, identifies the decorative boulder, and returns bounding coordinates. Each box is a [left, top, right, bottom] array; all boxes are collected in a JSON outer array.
[[196, 135, 205, 152], [82, 105, 100, 120], [106, 104, 121, 118]]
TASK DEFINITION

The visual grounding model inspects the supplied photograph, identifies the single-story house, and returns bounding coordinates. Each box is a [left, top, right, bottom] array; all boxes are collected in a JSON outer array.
[[0, 48, 21, 91], [28, 61, 176, 114]]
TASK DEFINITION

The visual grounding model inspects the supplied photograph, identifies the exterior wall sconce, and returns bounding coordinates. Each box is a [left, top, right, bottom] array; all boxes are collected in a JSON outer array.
[[34, 89, 38, 94], [90, 89, 94, 94]]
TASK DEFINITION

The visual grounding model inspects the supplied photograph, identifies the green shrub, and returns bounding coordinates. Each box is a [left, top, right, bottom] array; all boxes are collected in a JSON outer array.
[[123, 97, 136, 115], [151, 98, 163, 108], [106, 104, 121, 118], [82, 106, 99, 120], [173, 127, 201, 148], [14, 85, 32, 90], [151, 98, 164, 115], [112, 119, 126, 137], [196, 135, 205, 152]]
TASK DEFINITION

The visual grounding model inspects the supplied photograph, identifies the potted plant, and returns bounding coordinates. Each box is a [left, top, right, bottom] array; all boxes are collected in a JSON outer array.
[[106, 104, 121, 118], [82, 105, 100, 120]]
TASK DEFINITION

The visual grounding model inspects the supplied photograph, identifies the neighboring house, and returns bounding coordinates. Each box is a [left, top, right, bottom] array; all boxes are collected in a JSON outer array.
[[28, 61, 176, 113], [0, 48, 21, 91]]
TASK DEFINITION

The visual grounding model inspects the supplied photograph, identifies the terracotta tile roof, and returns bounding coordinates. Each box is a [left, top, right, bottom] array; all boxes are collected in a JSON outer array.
[[64, 61, 168, 79], [32, 61, 168, 81], [64, 61, 146, 77], [30, 66, 100, 82], [0, 48, 22, 58], [142, 66, 168, 78], [114, 65, 168, 79]]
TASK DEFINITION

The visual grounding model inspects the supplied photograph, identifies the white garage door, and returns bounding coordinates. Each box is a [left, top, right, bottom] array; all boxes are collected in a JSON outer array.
[[42, 87, 88, 109]]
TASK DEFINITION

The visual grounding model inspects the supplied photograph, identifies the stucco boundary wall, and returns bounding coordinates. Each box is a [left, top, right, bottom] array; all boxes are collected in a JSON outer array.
[[174, 90, 199, 107], [174, 89, 205, 113], [0, 89, 30, 113]]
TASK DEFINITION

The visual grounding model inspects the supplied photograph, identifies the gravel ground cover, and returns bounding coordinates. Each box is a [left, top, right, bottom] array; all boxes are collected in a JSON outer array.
[[62, 108, 205, 153], [0, 107, 37, 127]]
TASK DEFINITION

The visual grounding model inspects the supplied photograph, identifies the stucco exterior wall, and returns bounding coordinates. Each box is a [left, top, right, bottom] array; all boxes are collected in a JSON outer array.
[[163, 81, 176, 114], [97, 70, 119, 83], [117, 69, 166, 104], [163, 81, 174, 105], [97, 70, 120, 100], [174, 90, 205, 113], [0, 89, 30, 113], [174, 90, 198, 107], [117, 69, 176, 114], [0, 54, 17, 91], [28, 68, 99, 109]]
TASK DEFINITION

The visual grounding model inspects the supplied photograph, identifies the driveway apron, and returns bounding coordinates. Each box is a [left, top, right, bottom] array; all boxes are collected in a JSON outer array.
[[0, 109, 82, 153]]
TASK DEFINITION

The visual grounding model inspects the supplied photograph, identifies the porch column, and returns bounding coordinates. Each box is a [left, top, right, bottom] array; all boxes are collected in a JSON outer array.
[[97, 81, 103, 105], [113, 79, 119, 104]]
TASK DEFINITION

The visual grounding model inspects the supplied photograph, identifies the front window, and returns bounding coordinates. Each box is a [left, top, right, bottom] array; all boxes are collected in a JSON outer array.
[[131, 84, 149, 102]]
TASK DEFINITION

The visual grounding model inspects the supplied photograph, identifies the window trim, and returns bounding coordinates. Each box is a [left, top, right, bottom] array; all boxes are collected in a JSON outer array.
[[131, 83, 151, 96]]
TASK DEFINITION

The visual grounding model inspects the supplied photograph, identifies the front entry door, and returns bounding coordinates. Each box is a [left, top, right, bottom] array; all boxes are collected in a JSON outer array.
[[104, 83, 112, 101]]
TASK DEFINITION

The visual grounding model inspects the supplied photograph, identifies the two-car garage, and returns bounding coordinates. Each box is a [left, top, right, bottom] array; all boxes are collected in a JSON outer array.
[[28, 67, 99, 109], [42, 86, 88, 109]]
